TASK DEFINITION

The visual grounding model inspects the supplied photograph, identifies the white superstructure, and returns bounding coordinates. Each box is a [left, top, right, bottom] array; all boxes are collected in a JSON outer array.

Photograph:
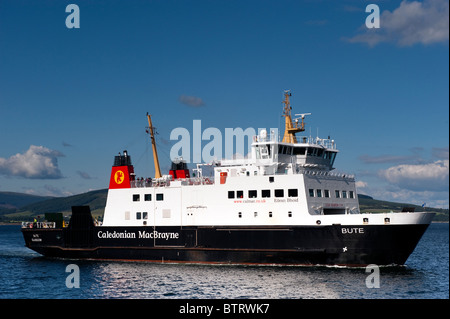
[[102, 91, 432, 229]]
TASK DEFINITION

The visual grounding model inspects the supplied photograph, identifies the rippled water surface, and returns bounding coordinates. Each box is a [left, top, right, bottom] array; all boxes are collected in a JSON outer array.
[[0, 223, 448, 299]]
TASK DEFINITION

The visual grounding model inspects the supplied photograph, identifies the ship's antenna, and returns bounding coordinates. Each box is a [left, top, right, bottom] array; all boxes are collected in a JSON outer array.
[[146, 113, 162, 179], [281, 90, 305, 144]]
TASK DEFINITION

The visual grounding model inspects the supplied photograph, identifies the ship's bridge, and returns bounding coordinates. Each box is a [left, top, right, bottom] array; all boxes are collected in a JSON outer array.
[[218, 128, 339, 176], [250, 131, 338, 173]]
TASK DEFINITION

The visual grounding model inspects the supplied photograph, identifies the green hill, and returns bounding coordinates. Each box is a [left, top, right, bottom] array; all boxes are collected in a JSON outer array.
[[0, 189, 107, 222], [0, 192, 54, 215], [0, 189, 448, 222], [358, 194, 448, 222]]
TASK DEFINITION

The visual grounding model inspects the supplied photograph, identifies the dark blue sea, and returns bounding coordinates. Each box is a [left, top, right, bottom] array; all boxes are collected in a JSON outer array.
[[0, 223, 448, 300]]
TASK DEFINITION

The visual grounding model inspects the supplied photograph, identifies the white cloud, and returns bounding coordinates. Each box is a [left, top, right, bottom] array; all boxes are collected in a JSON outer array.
[[359, 154, 415, 164], [355, 181, 368, 189], [76, 170, 93, 180], [347, 0, 449, 47], [378, 159, 449, 191], [0, 145, 64, 179], [370, 187, 448, 208], [179, 95, 205, 107]]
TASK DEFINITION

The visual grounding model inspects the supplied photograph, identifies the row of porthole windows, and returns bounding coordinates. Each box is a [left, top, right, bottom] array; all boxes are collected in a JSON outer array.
[[238, 211, 293, 218], [229, 189, 298, 199], [308, 189, 354, 199], [132, 193, 164, 202]]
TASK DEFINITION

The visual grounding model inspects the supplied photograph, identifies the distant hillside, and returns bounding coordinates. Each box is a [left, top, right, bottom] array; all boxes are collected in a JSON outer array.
[[0, 192, 54, 214], [0, 189, 107, 222], [0, 189, 448, 222], [358, 194, 449, 221]]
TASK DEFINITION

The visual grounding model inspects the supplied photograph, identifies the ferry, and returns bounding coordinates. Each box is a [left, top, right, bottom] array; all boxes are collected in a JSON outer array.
[[22, 91, 434, 266]]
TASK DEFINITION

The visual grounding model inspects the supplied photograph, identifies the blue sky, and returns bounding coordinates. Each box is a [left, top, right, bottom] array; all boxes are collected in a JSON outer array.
[[0, 0, 448, 208]]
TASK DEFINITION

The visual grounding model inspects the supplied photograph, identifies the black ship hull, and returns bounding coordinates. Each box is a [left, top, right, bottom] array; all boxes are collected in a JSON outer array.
[[22, 213, 430, 267]]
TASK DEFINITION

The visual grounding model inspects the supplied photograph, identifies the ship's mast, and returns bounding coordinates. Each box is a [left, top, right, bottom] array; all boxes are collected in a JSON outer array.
[[147, 113, 162, 179], [281, 90, 305, 144]]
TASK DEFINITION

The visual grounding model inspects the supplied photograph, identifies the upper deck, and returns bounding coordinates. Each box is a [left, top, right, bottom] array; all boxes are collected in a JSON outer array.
[[128, 130, 345, 189]]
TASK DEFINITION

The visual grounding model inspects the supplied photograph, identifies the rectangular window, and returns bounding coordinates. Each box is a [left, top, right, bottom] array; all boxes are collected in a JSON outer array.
[[317, 189, 322, 198], [254, 212, 258, 217], [248, 190, 257, 198], [317, 149, 324, 157], [238, 212, 242, 218], [309, 189, 315, 197], [288, 189, 298, 197], [293, 147, 306, 155], [349, 191, 354, 199], [133, 194, 140, 202], [261, 189, 271, 198], [288, 211, 292, 218], [275, 189, 284, 197], [136, 212, 141, 220], [269, 176, 274, 183], [162, 209, 171, 218], [237, 190, 244, 198], [269, 211, 273, 218], [342, 191, 347, 198], [324, 190, 330, 198], [228, 191, 235, 199], [142, 212, 148, 220], [335, 190, 340, 198], [144, 194, 152, 201], [156, 193, 164, 201]]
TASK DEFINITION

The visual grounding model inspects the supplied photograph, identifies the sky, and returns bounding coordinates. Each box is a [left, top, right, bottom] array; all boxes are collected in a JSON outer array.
[[0, 0, 448, 208]]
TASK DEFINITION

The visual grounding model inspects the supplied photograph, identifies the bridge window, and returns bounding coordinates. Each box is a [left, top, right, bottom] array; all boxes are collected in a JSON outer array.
[[133, 194, 140, 202], [317, 189, 322, 198], [136, 212, 141, 220], [349, 191, 354, 199], [309, 189, 315, 197], [324, 190, 330, 198], [307, 148, 316, 156], [329, 152, 337, 166], [278, 145, 293, 155], [249, 190, 257, 198], [228, 191, 235, 199], [317, 149, 324, 157], [293, 147, 306, 155], [335, 190, 340, 198], [156, 193, 164, 201], [342, 191, 347, 198], [144, 194, 152, 201], [237, 190, 244, 198]]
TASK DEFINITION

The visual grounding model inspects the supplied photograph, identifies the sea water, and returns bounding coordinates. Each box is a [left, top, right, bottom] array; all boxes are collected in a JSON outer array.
[[0, 223, 448, 299]]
